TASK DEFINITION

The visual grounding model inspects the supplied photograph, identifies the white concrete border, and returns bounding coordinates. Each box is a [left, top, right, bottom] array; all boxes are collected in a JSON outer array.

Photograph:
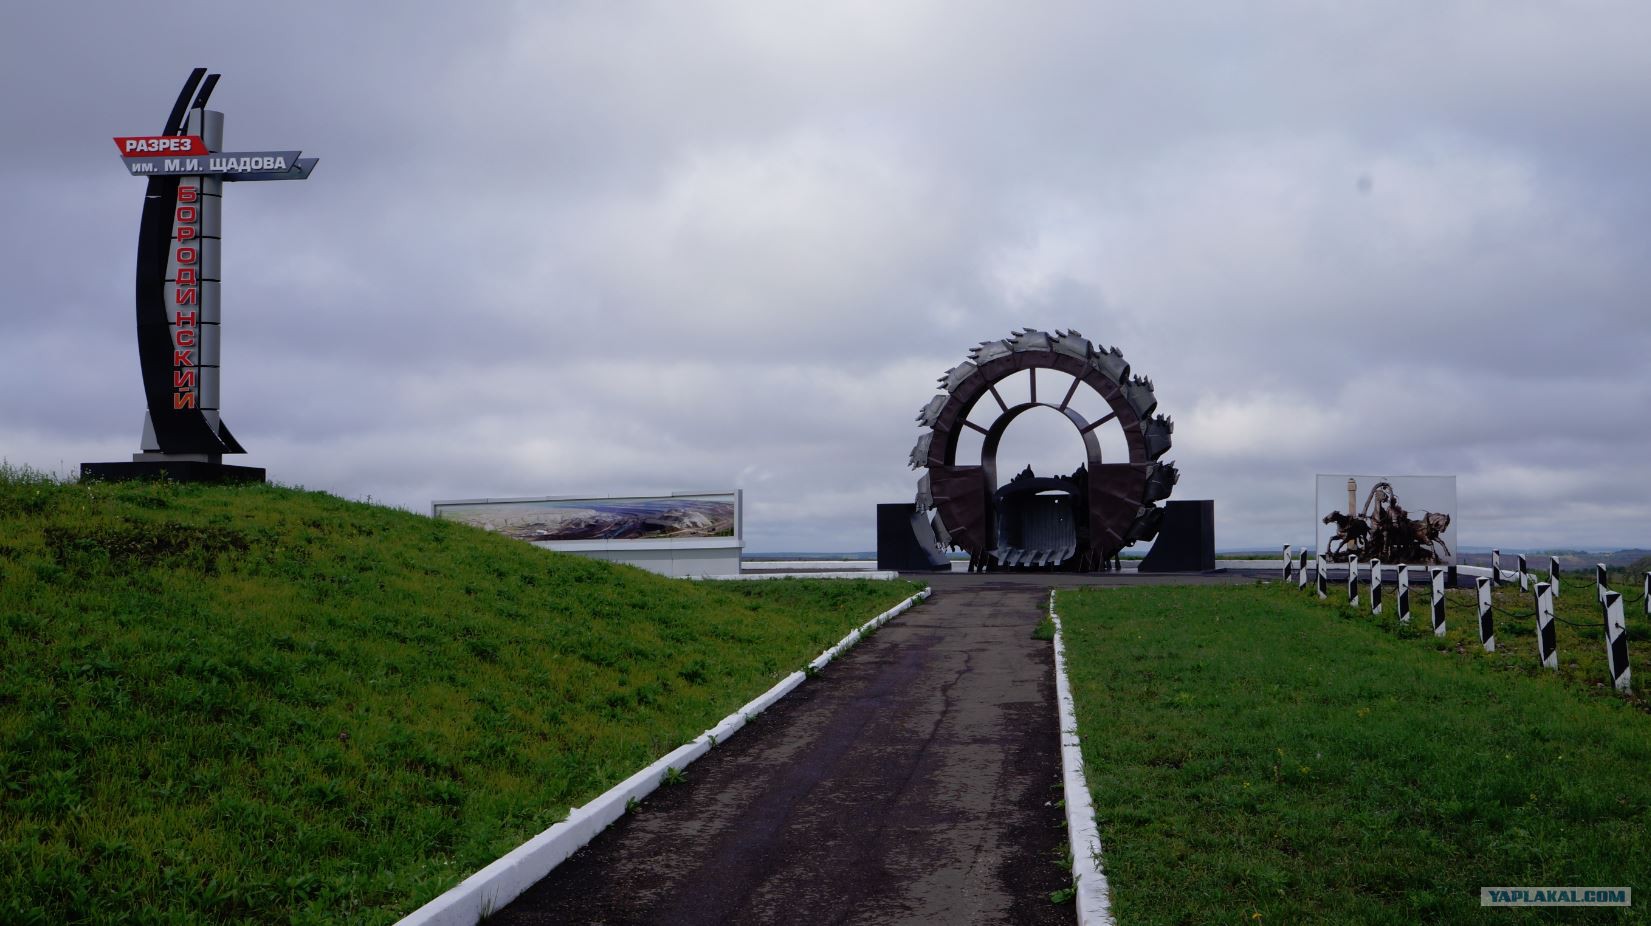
[[397, 586, 932, 926], [696, 570, 900, 581], [1049, 590, 1117, 926], [740, 560, 882, 571]]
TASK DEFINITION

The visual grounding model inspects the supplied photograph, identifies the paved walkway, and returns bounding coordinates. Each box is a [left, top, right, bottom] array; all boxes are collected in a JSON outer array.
[[490, 585, 1073, 925]]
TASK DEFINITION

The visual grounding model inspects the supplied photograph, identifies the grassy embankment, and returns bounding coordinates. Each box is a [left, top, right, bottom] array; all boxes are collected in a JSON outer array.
[[1058, 582, 1651, 924], [0, 467, 921, 924]]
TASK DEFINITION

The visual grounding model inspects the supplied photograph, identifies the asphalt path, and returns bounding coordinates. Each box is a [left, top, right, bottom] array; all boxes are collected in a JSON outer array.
[[490, 584, 1074, 925]]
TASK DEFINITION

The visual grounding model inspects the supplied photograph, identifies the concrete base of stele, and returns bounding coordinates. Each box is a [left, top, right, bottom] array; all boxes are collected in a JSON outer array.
[[81, 455, 266, 484]]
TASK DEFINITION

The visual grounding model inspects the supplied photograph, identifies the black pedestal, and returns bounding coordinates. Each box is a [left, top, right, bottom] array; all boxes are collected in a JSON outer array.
[[1139, 500, 1216, 572], [81, 461, 266, 484], [876, 503, 951, 572]]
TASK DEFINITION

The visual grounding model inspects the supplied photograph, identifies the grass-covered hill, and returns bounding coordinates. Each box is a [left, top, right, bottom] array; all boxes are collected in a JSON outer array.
[[0, 467, 921, 924]]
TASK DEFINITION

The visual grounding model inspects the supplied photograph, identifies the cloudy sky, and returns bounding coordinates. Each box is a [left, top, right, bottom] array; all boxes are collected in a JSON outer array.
[[3, 2, 1648, 553]]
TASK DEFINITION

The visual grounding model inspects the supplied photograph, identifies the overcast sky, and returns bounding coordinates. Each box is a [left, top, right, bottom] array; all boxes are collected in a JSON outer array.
[[3, 2, 1648, 553]]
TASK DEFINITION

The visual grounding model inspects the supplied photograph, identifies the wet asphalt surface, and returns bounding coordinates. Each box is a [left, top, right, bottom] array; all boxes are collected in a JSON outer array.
[[490, 583, 1079, 926]]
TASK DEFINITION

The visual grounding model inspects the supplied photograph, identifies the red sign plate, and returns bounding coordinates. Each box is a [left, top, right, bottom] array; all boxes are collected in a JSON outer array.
[[114, 135, 209, 158]]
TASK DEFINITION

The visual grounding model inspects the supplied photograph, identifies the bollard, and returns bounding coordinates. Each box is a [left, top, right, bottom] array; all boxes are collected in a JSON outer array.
[[1597, 564, 1609, 606], [1430, 567, 1447, 637], [1370, 559, 1383, 616], [1316, 556, 1328, 600], [1298, 551, 1309, 590], [1397, 565, 1411, 624], [1549, 556, 1560, 596], [1347, 557, 1360, 608], [1518, 554, 1529, 592], [1476, 577, 1494, 651], [1283, 544, 1292, 581], [1534, 581, 1558, 670], [1644, 572, 1650, 618], [1604, 591, 1631, 693], [1492, 549, 1502, 587]]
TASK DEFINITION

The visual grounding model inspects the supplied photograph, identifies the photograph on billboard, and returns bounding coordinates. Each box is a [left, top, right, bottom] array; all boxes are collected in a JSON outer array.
[[434, 493, 738, 543], [1315, 474, 1457, 565]]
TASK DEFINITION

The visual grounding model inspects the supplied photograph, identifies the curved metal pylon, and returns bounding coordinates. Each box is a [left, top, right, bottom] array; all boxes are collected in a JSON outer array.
[[909, 329, 1177, 571], [134, 68, 244, 454]]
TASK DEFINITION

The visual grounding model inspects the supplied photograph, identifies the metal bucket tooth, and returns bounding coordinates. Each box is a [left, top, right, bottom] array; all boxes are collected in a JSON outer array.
[[1142, 414, 1174, 460], [1123, 505, 1164, 544], [1052, 330, 1092, 361], [970, 340, 1011, 364], [908, 432, 933, 469], [916, 472, 933, 509], [1092, 346, 1130, 383], [931, 511, 952, 548], [1123, 375, 1158, 418], [1009, 329, 1051, 352], [940, 360, 978, 394], [916, 394, 948, 427], [1143, 461, 1178, 503]]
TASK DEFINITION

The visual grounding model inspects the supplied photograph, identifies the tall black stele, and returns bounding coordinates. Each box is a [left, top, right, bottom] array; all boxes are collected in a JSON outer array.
[[83, 69, 317, 484]]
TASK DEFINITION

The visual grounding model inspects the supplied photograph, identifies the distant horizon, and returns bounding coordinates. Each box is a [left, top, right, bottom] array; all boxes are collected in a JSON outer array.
[[745, 544, 1651, 558]]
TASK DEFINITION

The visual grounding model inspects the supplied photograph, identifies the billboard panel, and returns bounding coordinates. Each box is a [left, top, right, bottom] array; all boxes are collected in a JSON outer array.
[[1315, 474, 1456, 565], [433, 492, 740, 543]]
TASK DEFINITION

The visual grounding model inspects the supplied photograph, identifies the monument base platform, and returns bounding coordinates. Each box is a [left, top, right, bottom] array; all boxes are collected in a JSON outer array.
[[81, 460, 266, 484], [1138, 499, 1216, 572]]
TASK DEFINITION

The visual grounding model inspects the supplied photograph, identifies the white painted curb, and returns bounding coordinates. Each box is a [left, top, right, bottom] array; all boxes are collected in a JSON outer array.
[[695, 570, 901, 581], [397, 586, 932, 926], [1050, 590, 1116, 926]]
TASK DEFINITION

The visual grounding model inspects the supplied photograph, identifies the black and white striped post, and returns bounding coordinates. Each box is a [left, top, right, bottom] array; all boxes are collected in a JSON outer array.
[[1517, 554, 1529, 592], [1397, 565, 1411, 624], [1430, 567, 1447, 637], [1476, 577, 1494, 651], [1282, 544, 1292, 581], [1370, 559, 1383, 616], [1298, 551, 1309, 591], [1603, 591, 1631, 693], [1534, 581, 1558, 670], [1548, 556, 1560, 596], [1492, 549, 1502, 587], [1316, 556, 1328, 599], [1347, 557, 1360, 608], [1597, 564, 1609, 606], [1643, 572, 1649, 618]]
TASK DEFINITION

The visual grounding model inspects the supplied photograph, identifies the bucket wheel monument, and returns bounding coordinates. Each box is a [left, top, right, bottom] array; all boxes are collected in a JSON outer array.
[[896, 329, 1179, 572]]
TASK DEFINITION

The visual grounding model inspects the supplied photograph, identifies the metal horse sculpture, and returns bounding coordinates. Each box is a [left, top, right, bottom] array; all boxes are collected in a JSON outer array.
[[1322, 511, 1369, 558], [1322, 482, 1450, 564]]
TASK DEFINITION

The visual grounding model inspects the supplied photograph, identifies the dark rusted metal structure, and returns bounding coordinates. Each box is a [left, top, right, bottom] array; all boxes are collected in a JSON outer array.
[[908, 329, 1176, 571]]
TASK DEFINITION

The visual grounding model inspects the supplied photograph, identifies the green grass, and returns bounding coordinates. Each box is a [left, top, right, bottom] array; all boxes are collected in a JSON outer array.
[[1033, 613, 1056, 641], [0, 466, 921, 924], [1058, 582, 1651, 924], [1336, 569, 1649, 699]]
